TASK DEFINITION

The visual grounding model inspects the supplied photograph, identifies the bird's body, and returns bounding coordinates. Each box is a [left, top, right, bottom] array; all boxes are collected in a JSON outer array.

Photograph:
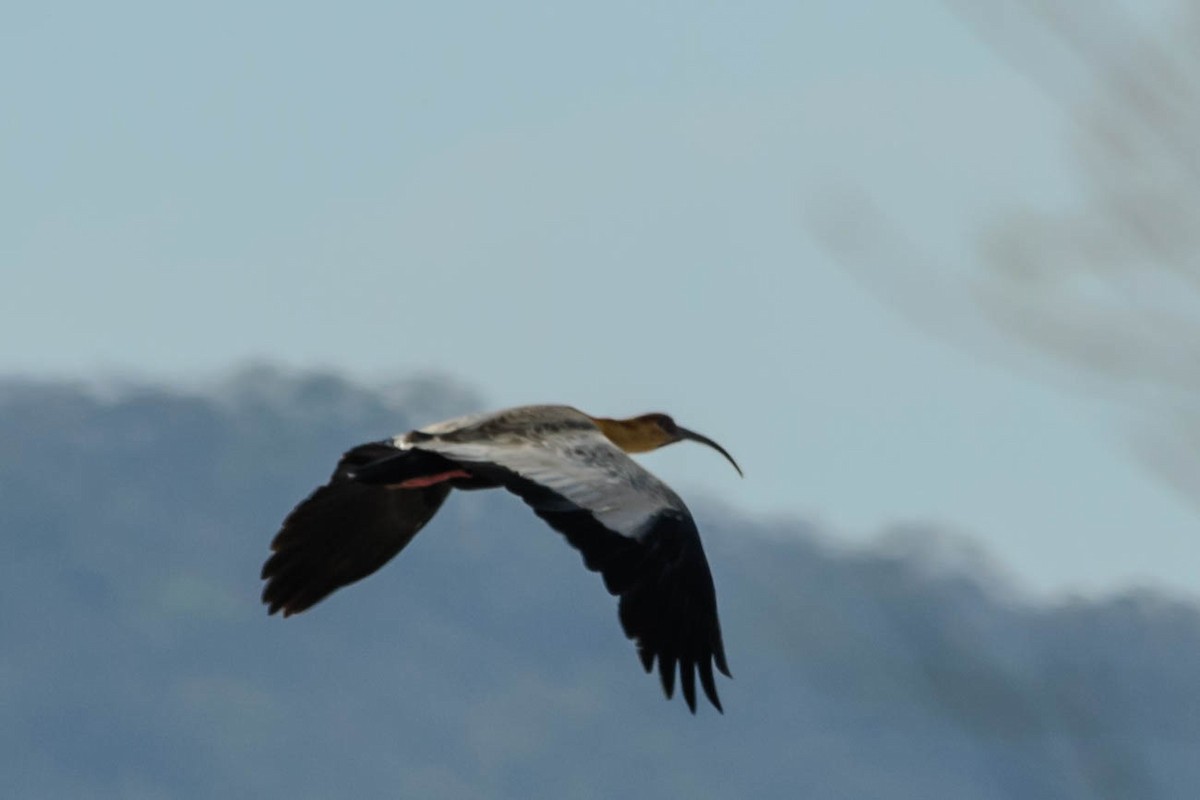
[[261, 404, 739, 712]]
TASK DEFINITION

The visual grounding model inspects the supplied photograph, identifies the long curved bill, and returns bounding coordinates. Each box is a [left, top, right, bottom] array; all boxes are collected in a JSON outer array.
[[676, 426, 743, 477]]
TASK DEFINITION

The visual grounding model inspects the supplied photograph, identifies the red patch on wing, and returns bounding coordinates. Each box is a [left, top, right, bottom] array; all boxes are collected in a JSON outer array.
[[392, 469, 472, 489]]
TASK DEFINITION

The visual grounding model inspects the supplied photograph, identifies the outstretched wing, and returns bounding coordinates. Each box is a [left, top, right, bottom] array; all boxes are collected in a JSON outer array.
[[411, 429, 731, 712], [261, 442, 451, 617]]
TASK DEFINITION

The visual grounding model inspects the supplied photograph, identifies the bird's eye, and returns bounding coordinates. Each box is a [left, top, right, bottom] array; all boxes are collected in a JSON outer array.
[[658, 415, 678, 433]]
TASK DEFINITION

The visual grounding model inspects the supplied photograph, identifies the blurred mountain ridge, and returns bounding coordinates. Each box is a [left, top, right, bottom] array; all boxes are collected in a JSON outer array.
[[1, 367, 1196, 799]]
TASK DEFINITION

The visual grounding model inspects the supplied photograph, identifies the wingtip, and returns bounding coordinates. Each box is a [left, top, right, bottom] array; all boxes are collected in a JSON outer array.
[[659, 653, 678, 700], [698, 660, 724, 713], [715, 650, 732, 679], [680, 660, 698, 712], [262, 591, 298, 618]]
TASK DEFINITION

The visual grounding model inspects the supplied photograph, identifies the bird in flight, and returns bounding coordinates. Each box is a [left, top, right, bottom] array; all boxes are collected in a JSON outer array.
[[261, 404, 741, 712]]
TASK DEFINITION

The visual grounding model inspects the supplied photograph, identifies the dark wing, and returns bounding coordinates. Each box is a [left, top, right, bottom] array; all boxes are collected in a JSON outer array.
[[261, 442, 451, 617], [459, 458, 731, 713]]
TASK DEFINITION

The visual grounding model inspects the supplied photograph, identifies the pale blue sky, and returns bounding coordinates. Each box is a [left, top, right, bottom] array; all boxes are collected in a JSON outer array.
[[4, 0, 1195, 596]]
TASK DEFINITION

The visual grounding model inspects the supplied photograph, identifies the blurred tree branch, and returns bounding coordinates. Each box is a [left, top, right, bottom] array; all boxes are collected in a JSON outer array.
[[812, 0, 1200, 507]]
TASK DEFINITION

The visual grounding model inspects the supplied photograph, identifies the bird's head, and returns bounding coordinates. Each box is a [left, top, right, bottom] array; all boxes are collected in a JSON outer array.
[[593, 412, 743, 476]]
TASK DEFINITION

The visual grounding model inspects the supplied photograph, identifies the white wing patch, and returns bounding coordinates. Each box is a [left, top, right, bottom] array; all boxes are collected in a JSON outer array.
[[415, 428, 685, 539], [411, 410, 496, 436]]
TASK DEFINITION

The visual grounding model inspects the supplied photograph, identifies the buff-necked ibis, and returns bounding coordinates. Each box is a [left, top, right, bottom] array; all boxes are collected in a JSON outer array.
[[261, 405, 741, 712]]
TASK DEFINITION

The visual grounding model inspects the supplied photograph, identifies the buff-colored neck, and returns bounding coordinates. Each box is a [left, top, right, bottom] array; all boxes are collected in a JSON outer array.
[[589, 415, 673, 454]]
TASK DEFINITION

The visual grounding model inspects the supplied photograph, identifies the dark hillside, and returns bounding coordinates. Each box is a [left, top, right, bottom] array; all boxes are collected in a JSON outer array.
[[2, 369, 1196, 799]]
